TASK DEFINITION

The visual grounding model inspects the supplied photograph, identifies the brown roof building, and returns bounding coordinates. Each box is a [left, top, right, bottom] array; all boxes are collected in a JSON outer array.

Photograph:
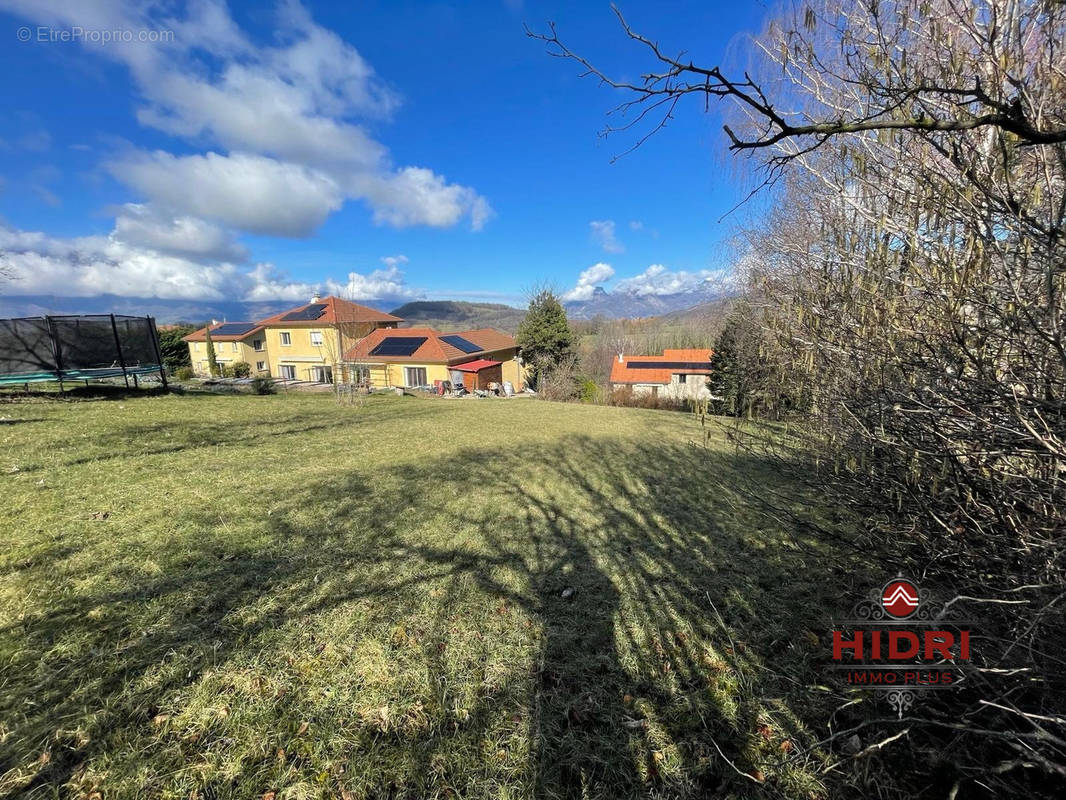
[[344, 327, 525, 391], [610, 348, 713, 400]]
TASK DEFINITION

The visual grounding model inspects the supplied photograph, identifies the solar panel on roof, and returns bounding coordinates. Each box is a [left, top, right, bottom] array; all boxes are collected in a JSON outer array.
[[370, 336, 427, 357], [439, 334, 481, 354], [211, 322, 257, 336], [622, 362, 707, 371], [280, 303, 327, 322]]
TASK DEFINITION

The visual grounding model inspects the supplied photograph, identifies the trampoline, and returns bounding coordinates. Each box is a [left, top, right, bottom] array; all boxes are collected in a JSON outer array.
[[0, 314, 168, 390]]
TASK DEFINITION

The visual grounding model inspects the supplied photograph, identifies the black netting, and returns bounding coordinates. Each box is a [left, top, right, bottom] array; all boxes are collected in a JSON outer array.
[[113, 317, 158, 366], [0, 318, 55, 375], [53, 316, 119, 370], [0, 315, 162, 378]]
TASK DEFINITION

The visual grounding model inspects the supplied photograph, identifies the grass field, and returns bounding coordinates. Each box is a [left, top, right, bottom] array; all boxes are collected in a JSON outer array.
[[0, 390, 865, 799]]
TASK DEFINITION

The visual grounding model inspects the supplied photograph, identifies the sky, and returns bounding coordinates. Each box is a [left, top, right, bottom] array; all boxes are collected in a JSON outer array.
[[0, 0, 768, 310]]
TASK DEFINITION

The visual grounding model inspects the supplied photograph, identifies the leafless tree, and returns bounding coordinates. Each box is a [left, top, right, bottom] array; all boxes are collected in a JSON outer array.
[[535, 1, 1066, 794], [529, 1, 1066, 169]]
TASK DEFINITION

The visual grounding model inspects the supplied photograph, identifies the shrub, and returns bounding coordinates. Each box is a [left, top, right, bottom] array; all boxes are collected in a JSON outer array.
[[537, 356, 580, 402], [251, 375, 276, 395], [231, 361, 251, 378], [157, 325, 196, 372], [579, 378, 600, 404], [219, 364, 235, 378], [608, 386, 689, 413], [174, 366, 194, 381]]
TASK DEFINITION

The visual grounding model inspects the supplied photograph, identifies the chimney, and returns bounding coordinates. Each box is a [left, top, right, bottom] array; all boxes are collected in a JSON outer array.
[[311, 292, 321, 304], [211, 319, 219, 326], [617, 352, 624, 363]]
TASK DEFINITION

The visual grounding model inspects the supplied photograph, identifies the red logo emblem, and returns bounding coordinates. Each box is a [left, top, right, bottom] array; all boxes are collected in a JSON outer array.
[[882, 579, 919, 619]]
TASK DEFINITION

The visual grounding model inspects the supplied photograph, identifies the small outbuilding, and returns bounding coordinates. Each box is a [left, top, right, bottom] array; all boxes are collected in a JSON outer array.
[[451, 358, 503, 391], [609, 348, 713, 400]]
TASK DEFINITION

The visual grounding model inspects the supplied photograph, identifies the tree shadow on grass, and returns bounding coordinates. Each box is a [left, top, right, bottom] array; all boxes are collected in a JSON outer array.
[[0, 431, 871, 798]]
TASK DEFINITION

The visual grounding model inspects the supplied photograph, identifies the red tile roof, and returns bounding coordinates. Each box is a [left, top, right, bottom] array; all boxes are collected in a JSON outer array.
[[610, 348, 713, 385], [257, 295, 403, 327], [182, 323, 265, 342], [343, 327, 517, 364]]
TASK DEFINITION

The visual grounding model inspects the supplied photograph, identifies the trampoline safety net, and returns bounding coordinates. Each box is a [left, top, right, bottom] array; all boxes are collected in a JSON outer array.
[[0, 314, 166, 387]]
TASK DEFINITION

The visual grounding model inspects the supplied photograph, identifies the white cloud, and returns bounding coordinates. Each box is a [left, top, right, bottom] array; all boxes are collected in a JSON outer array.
[[0, 0, 490, 238], [240, 262, 329, 303], [112, 203, 248, 262], [328, 264, 423, 303], [351, 168, 493, 231], [589, 220, 624, 253], [614, 264, 733, 296], [563, 262, 615, 302], [0, 221, 425, 305], [628, 220, 643, 231], [109, 151, 344, 237], [0, 224, 245, 300]]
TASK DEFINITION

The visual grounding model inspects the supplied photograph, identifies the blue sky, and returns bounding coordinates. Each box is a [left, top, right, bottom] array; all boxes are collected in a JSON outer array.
[[0, 1, 766, 308]]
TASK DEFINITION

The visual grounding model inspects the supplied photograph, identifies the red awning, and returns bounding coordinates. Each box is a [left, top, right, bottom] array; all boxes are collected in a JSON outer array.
[[452, 359, 502, 372]]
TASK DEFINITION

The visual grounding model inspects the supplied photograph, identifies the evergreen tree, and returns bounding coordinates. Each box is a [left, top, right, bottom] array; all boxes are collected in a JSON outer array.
[[515, 288, 574, 387], [156, 325, 195, 372], [708, 313, 750, 416], [204, 324, 219, 377]]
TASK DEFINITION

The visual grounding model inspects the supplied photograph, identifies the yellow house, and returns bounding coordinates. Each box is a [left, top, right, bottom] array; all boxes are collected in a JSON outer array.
[[257, 295, 402, 383], [343, 327, 525, 390], [182, 322, 269, 376]]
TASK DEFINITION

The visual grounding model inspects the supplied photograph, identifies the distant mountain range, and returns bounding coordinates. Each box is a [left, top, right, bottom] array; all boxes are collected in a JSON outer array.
[[563, 283, 734, 319], [0, 284, 736, 328], [389, 301, 527, 332], [0, 294, 299, 325]]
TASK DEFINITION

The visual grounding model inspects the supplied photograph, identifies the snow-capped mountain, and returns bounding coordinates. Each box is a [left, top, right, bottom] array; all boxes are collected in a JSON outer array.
[[564, 283, 735, 319]]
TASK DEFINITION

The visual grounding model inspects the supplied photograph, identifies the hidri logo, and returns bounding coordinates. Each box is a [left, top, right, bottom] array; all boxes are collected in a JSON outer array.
[[830, 577, 974, 717], [881, 579, 919, 619]]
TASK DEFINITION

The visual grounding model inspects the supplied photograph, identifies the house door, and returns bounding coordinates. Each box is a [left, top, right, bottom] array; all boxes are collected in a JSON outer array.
[[312, 366, 333, 383]]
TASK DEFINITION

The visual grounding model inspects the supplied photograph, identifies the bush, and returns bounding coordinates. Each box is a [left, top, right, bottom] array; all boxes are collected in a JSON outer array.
[[579, 379, 600, 404], [608, 386, 689, 413], [251, 375, 276, 395], [174, 366, 194, 381], [231, 361, 251, 378], [537, 357, 580, 402], [157, 325, 196, 372]]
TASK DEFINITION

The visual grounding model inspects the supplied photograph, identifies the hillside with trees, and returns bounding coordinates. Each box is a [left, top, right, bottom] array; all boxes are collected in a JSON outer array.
[[389, 300, 527, 332]]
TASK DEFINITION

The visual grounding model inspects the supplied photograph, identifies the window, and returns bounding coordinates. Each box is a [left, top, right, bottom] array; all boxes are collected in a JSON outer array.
[[231, 342, 238, 352], [280, 332, 292, 346], [253, 339, 264, 351], [256, 361, 266, 372], [310, 330, 323, 346], [195, 342, 201, 351], [672, 373, 685, 384], [404, 366, 427, 387], [280, 365, 296, 380]]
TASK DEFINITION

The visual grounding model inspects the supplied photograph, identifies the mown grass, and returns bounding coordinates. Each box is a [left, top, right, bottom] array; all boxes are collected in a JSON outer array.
[[0, 389, 866, 799]]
